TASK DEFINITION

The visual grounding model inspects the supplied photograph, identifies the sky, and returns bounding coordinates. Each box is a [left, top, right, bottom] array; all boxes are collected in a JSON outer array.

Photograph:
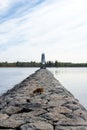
[[0, 0, 87, 63]]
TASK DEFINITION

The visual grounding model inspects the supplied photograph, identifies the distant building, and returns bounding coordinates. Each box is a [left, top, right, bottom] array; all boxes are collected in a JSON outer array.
[[41, 53, 46, 69]]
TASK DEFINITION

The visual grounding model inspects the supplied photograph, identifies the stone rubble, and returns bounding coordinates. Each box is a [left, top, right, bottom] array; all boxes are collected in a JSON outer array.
[[0, 69, 87, 130]]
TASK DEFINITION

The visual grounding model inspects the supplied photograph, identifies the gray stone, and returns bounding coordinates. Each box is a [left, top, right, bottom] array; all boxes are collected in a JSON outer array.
[[55, 119, 87, 126], [4, 105, 22, 115], [20, 121, 53, 130], [0, 118, 24, 128]]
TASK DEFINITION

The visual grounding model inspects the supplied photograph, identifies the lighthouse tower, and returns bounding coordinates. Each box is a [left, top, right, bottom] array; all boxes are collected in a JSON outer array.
[[41, 53, 46, 69]]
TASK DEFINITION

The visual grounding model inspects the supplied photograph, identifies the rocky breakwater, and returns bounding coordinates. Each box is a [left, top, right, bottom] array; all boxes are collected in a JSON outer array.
[[0, 69, 87, 130]]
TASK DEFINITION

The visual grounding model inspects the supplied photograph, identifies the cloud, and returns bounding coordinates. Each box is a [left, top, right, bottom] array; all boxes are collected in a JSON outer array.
[[0, 0, 45, 23], [0, 0, 87, 62]]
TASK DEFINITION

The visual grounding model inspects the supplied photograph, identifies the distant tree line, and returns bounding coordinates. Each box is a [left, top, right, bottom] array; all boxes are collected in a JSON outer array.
[[46, 61, 87, 67], [0, 61, 87, 67], [0, 61, 40, 67]]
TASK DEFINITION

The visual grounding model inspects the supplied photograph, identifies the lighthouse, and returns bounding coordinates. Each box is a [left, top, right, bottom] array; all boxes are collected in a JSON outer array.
[[41, 53, 46, 69]]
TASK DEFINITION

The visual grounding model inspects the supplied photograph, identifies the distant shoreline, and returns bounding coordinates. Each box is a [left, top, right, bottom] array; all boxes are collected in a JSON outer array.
[[0, 61, 87, 67], [0, 66, 87, 68]]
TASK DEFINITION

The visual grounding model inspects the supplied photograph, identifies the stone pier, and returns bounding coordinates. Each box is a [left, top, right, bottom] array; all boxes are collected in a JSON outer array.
[[0, 69, 87, 130]]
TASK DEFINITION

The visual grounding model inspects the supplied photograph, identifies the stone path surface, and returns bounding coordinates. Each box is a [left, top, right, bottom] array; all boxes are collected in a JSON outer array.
[[0, 69, 87, 130]]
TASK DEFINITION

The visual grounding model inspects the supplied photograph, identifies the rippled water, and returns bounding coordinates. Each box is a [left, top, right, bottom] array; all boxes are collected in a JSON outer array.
[[0, 67, 87, 108]]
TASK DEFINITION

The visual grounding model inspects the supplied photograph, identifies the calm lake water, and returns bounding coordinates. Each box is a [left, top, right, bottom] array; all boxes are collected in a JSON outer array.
[[0, 67, 87, 108]]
